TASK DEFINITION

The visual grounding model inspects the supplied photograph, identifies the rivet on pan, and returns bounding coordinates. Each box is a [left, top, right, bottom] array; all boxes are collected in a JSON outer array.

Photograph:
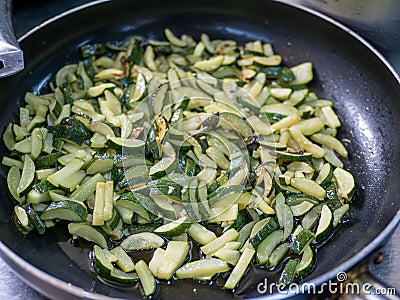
[[373, 252, 385, 265]]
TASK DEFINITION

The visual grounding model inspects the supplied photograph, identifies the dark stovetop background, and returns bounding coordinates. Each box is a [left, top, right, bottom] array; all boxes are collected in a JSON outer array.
[[1, 1, 399, 299]]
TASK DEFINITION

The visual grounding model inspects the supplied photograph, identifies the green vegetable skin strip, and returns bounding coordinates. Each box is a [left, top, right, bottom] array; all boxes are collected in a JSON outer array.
[[1, 28, 356, 297]]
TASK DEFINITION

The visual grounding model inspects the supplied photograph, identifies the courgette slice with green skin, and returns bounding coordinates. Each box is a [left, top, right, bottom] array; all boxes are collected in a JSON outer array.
[[182, 187, 198, 222], [279, 258, 299, 286], [69, 173, 105, 202], [207, 170, 230, 193], [176, 258, 229, 279], [115, 195, 150, 222], [105, 137, 145, 152], [290, 201, 315, 217], [315, 162, 333, 187], [285, 193, 319, 205], [120, 232, 165, 250], [311, 133, 348, 157], [275, 193, 293, 241], [41, 200, 88, 222], [194, 56, 224, 72], [149, 247, 166, 277], [259, 140, 287, 151], [322, 145, 344, 168], [7, 167, 24, 204], [237, 220, 256, 247], [46, 158, 85, 188], [157, 241, 190, 280], [12, 138, 31, 154], [256, 230, 283, 265], [125, 219, 163, 235], [213, 248, 241, 266], [68, 223, 110, 249], [105, 209, 122, 231], [48, 117, 91, 145], [3, 123, 15, 150], [218, 112, 253, 138], [224, 247, 255, 289], [184, 157, 196, 176], [17, 154, 35, 197], [333, 167, 355, 201], [296, 245, 315, 278], [109, 268, 139, 284], [187, 223, 216, 245], [274, 151, 313, 162], [30, 128, 43, 160], [290, 177, 326, 200], [315, 205, 333, 242], [229, 209, 252, 232], [110, 246, 135, 272], [333, 204, 350, 227], [201, 228, 239, 255], [35, 152, 63, 169], [12, 206, 32, 235], [127, 192, 159, 217], [197, 182, 211, 220], [27, 205, 46, 234], [301, 204, 324, 230], [291, 117, 324, 136], [148, 142, 176, 178], [290, 228, 314, 254], [86, 158, 114, 175], [92, 245, 113, 278], [93, 245, 138, 284], [154, 216, 190, 238], [290, 62, 313, 85], [2, 156, 23, 169], [208, 185, 243, 206], [188, 178, 201, 221], [27, 180, 55, 204], [268, 242, 290, 268], [250, 217, 278, 248], [136, 260, 156, 296], [147, 126, 162, 160]]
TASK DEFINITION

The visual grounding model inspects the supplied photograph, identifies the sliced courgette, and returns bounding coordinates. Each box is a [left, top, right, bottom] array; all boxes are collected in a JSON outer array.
[[68, 223, 110, 248], [256, 230, 283, 265], [120, 232, 165, 250], [157, 241, 190, 280], [296, 245, 315, 277], [136, 260, 156, 296], [16, 155, 35, 197], [315, 204, 333, 242], [333, 167, 355, 201], [154, 216, 190, 238], [290, 228, 314, 254], [224, 248, 255, 289], [176, 258, 229, 279], [279, 258, 299, 286]]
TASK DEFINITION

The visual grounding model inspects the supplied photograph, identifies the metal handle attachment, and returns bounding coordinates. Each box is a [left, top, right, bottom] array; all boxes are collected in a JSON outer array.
[[0, 0, 24, 78], [340, 252, 399, 300]]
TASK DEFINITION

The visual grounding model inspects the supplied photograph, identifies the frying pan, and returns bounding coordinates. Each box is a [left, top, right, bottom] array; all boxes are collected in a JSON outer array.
[[1, 0, 400, 299]]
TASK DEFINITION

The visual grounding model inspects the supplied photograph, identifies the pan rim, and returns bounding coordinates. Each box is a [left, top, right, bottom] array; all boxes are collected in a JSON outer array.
[[3, 0, 400, 298]]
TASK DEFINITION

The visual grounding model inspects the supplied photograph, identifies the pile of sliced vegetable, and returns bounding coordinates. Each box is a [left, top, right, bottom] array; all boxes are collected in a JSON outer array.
[[1, 28, 355, 296]]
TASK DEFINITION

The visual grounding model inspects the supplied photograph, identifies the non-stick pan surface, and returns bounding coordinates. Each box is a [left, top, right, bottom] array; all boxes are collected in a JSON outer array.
[[1, 0, 400, 299]]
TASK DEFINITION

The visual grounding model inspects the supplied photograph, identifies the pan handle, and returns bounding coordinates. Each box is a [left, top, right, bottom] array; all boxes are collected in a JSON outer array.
[[344, 253, 399, 300], [0, 0, 24, 78]]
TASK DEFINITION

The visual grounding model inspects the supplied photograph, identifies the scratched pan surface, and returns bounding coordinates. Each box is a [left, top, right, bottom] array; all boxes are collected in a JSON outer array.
[[0, 0, 400, 299]]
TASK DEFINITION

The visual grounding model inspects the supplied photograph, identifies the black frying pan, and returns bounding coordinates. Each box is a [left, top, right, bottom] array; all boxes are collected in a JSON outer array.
[[1, 0, 400, 299]]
